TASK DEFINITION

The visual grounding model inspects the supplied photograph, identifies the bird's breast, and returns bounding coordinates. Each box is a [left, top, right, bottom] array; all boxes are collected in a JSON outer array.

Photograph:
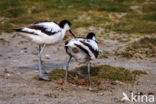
[[41, 32, 64, 44]]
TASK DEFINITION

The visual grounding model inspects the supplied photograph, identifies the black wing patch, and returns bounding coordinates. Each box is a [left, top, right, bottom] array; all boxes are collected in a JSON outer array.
[[13, 28, 38, 35], [80, 40, 99, 58], [28, 25, 61, 36], [74, 43, 90, 57]]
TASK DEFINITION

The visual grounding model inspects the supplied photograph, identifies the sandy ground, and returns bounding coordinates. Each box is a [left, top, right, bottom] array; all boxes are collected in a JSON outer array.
[[0, 33, 156, 104]]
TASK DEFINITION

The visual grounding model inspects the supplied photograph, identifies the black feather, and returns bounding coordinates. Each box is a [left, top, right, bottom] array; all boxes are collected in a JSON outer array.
[[13, 28, 22, 32]]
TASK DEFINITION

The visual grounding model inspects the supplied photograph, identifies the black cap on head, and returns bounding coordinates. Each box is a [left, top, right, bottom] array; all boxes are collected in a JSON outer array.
[[86, 32, 96, 40], [59, 20, 71, 28]]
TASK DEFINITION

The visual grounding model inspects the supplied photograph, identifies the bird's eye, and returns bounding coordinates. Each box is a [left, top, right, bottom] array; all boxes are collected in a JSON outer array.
[[72, 48, 79, 53]]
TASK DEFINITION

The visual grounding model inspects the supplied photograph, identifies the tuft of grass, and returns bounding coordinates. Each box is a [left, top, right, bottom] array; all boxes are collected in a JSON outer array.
[[46, 69, 75, 81], [99, 54, 109, 59], [78, 65, 138, 82], [120, 51, 133, 58], [116, 37, 156, 58], [36, 65, 147, 86], [132, 70, 147, 76]]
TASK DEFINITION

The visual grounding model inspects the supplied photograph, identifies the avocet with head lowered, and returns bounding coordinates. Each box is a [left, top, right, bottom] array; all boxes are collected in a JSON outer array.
[[65, 32, 99, 89], [14, 20, 75, 81]]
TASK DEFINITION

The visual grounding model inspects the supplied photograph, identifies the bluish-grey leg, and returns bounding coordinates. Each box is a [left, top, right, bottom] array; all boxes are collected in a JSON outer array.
[[39, 45, 48, 74], [88, 61, 92, 89], [39, 45, 43, 65], [65, 56, 72, 84], [38, 44, 50, 81]]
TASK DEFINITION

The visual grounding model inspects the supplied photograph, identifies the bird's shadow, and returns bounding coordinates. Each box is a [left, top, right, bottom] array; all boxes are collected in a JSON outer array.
[[18, 62, 66, 72]]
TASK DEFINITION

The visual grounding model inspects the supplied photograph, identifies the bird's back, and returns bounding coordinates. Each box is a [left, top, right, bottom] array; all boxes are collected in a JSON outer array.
[[65, 38, 99, 62]]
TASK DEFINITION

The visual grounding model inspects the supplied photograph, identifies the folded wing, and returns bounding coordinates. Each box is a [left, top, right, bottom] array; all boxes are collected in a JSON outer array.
[[14, 21, 61, 36]]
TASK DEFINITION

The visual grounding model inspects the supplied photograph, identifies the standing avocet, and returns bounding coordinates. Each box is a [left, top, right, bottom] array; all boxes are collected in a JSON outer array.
[[65, 32, 99, 89], [14, 20, 75, 81]]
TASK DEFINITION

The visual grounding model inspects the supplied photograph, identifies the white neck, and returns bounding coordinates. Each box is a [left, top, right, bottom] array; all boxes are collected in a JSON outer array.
[[92, 36, 96, 40], [60, 29, 67, 40]]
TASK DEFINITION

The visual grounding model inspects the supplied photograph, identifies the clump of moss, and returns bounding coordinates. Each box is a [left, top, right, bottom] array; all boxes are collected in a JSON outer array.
[[42, 69, 101, 86], [116, 36, 156, 58], [78, 65, 137, 82], [35, 65, 147, 86]]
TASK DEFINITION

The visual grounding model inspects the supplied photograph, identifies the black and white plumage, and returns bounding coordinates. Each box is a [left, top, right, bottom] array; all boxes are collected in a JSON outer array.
[[14, 20, 75, 81], [64, 32, 99, 89], [14, 20, 75, 44]]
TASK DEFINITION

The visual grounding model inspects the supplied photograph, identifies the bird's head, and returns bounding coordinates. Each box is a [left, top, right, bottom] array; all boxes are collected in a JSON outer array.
[[86, 32, 96, 40], [59, 20, 75, 38]]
